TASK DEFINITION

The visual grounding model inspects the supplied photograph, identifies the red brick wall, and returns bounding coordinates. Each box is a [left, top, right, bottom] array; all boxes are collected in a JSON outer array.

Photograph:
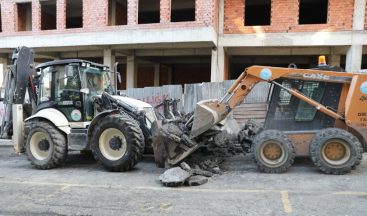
[[224, 0, 354, 34], [0, 0, 216, 36]]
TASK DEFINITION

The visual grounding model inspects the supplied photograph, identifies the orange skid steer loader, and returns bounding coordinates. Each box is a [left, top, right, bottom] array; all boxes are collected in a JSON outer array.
[[153, 57, 367, 175]]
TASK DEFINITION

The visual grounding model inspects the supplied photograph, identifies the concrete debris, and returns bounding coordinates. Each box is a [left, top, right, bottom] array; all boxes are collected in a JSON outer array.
[[185, 175, 208, 186], [191, 169, 214, 177], [207, 130, 242, 157], [159, 167, 191, 187], [238, 120, 263, 153], [180, 162, 191, 172]]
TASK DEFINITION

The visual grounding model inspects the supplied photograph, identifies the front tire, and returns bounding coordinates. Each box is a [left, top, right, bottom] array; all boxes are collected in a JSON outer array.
[[25, 120, 67, 169], [91, 114, 144, 172], [252, 130, 295, 173], [309, 128, 363, 175]]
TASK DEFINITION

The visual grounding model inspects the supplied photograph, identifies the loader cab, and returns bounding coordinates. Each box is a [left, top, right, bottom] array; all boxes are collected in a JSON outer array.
[[264, 79, 343, 131], [36, 60, 114, 123]]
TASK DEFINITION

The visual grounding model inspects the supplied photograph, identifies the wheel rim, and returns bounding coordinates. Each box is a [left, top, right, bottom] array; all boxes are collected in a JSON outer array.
[[99, 128, 127, 161], [260, 140, 286, 166], [30, 131, 51, 161], [322, 139, 351, 166]]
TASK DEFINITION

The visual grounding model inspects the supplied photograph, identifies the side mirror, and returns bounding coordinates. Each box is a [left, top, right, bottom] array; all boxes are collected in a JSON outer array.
[[65, 65, 74, 77]]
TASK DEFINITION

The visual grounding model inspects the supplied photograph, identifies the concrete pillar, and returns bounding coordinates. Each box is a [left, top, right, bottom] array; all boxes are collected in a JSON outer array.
[[346, 45, 363, 72], [218, 0, 224, 34], [352, 0, 367, 30], [0, 58, 8, 88], [126, 55, 137, 89], [328, 55, 341, 67], [154, 63, 160, 86], [346, 0, 366, 72], [211, 47, 226, 82], [103, 49, 116, 87]]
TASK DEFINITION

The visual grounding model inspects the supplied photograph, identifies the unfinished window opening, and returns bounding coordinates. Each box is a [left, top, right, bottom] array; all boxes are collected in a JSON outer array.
[[244, 0, 271, 26], [171, 0, 195, 22], [299, 0, 328, 24], [138, 0, 160, 24], [17, 2, 32, 31], [41, 0, 56, 30], [66, 0, 83, 28], [108, 0, 127, 25]]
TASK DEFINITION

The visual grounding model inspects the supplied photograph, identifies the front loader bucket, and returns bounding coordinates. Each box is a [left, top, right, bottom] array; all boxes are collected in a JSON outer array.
[[190, 99, 229, 138]]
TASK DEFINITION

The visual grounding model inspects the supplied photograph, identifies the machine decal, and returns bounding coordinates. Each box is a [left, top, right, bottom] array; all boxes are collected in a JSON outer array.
[[260, 68, 272, 80], [71, 109, 82, 121], [303, 73, 330, 80], [288, 73, 352, 83], [360, 81, 367, 94], [59, 101, 73, 105]]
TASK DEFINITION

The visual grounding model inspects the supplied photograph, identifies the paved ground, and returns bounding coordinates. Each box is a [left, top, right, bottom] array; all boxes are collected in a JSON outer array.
[[0, 145, 366, 216]]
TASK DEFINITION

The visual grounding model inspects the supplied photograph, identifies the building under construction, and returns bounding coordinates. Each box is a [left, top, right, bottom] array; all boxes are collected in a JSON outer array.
[[0, 0, 366, 88]]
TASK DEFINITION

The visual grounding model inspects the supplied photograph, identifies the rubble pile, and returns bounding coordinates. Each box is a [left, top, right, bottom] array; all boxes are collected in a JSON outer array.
[[157, 116, 263, 187], [159, 161, 215, 187]]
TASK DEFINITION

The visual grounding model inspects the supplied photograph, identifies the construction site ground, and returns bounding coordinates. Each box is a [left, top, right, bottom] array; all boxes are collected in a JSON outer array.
[[0, 144, 367, 216]]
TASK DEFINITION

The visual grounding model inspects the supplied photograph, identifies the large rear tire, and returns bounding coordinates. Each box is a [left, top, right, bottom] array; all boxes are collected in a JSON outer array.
[[309, 128, 363, 175], [25, 120, 67, 169], [252, 130, 295, 173], [91, 114, 144, 172]]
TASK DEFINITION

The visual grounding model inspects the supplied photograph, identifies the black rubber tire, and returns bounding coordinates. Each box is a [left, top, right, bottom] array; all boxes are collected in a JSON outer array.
[[25, 120, 67, 169], [91, 114, 145, 172], [309, 128, 363, 175], [252, 130, 296, 173]]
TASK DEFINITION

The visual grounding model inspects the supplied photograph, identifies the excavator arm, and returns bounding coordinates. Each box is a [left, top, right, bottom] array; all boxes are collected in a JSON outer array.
[[0, 46, 36, 139]]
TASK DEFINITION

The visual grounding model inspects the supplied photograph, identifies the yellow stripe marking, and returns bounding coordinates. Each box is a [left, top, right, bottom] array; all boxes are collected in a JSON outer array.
[[281, 190, 292, 214]]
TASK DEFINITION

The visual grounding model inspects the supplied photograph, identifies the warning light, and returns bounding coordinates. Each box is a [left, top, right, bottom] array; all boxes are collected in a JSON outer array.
[[318, 55, 327, 66]]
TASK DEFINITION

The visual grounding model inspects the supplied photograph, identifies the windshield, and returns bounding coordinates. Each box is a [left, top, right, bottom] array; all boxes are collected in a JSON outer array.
[[80, 65, 114, 95]]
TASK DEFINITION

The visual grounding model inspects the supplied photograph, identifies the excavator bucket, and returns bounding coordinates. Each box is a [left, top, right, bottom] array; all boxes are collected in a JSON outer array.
[[190, 99, 229, 138]]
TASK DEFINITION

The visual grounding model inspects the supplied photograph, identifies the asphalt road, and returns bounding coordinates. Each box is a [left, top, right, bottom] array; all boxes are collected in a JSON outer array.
[[0, 145, 366, 216]]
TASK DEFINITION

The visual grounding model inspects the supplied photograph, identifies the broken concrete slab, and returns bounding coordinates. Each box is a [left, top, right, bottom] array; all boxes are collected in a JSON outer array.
[[159, 167, 191, 187], [191, 169, 214, 177], [180, 162, 191, 172], [186, 175, 208, 186]]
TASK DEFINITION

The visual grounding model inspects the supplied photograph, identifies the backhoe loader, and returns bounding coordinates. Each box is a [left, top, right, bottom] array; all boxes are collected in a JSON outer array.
[[1, 46, 156, 171], [153, 57, 366, 175]]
